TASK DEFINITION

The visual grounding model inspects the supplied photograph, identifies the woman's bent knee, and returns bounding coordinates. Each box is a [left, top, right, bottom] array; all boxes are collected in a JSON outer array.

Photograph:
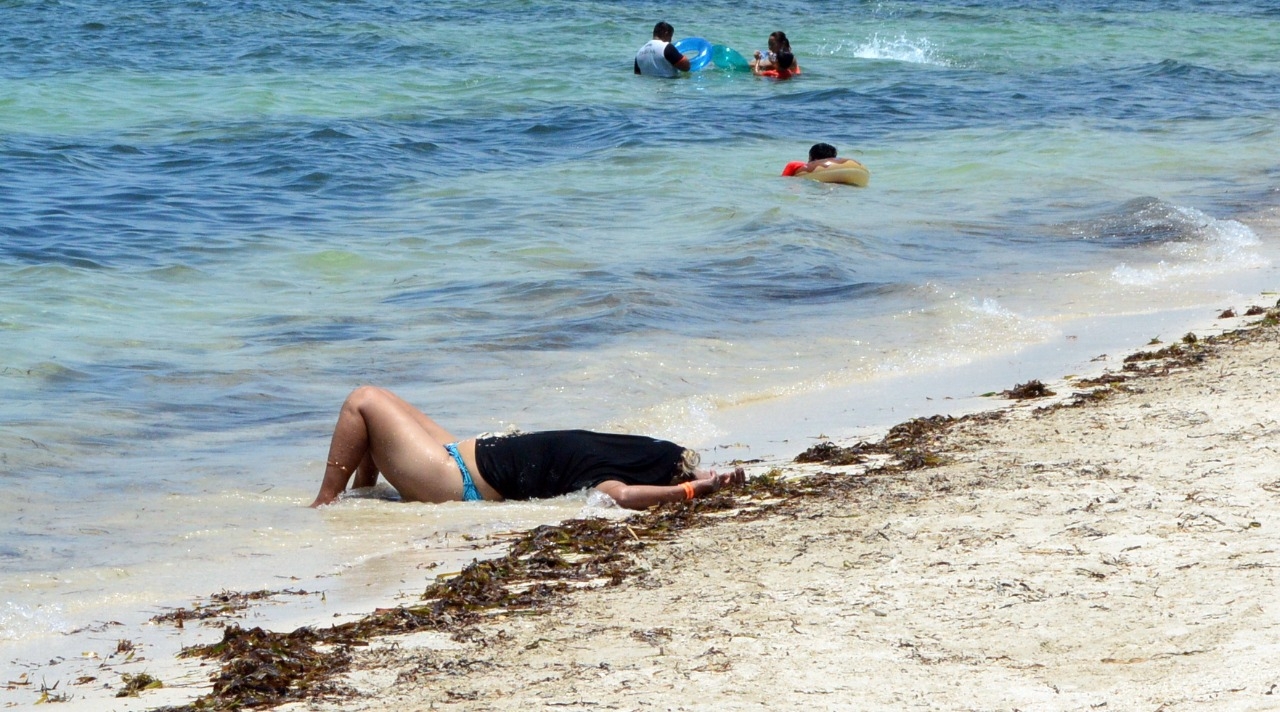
[[345, 385, 388, 410]]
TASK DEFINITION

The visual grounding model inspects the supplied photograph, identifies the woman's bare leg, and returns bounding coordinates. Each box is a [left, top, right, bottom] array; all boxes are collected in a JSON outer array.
[[310, 386, 462, 507], [348, 389, 458, 490], [373, 387, 458, 443], [351, 451, 378, 489]]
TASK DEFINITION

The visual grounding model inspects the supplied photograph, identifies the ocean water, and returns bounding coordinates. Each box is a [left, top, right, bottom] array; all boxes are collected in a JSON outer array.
[[2, 0, 1279, 703]]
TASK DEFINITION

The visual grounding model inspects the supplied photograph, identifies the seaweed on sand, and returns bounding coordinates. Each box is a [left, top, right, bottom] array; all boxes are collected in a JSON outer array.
[[1120, 332, 1208, 374], [163, 626, 352, 710], [154, 494, 777, 712], [1000, 380, 1055, 400], [116, 672, 163, 698], [793, 440, 872, 466], [151, 589, 314, 627], [794, 414, 1000, 472]]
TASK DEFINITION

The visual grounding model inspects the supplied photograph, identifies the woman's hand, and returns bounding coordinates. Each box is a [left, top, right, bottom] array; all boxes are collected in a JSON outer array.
[[694, 466, 747, 495]]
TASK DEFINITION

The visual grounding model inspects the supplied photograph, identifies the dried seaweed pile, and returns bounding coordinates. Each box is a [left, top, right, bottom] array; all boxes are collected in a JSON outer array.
[[152, 479, 832, 711], [1001, 379, 1055, 400], [794, 412, 1001, 471], [151, 589, 312, 627]]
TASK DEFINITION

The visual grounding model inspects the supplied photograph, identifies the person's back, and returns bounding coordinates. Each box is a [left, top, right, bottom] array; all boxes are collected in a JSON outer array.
[[634, 21, 690, 77]]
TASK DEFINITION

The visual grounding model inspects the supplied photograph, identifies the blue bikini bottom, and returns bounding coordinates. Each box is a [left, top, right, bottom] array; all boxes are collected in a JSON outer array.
[[444, 442, 483, 502]]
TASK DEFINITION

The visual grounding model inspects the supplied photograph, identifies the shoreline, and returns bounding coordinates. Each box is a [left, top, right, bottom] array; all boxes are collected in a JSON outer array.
[[88, 297, 1276, 711], [710, 290, 1280, 466]]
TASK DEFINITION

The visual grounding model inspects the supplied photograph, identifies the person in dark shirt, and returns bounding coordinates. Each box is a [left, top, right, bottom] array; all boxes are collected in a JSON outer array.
[[634, 21, 691, 77], [310, 386, 746, 510]]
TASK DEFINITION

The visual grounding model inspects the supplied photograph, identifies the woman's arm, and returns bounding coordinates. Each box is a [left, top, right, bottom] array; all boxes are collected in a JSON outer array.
[[594, 468, 746, 510]]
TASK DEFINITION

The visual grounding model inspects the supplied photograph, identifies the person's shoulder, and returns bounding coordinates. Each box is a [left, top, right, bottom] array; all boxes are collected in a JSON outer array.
[[807, 157, 861, 170], [782, 160, 808, 176]]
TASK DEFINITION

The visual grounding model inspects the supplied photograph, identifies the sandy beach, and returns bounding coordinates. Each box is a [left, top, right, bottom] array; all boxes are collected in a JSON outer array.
[[29, 304, 1275, 712], [127, 304, 1265, 712]]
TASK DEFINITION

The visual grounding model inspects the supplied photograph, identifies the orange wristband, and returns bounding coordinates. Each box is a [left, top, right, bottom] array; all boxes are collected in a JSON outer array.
[[680, 482, 696, 501]]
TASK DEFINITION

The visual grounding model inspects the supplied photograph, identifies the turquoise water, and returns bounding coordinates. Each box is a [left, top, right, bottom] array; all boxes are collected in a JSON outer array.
[[2, 0, 1279, 697]]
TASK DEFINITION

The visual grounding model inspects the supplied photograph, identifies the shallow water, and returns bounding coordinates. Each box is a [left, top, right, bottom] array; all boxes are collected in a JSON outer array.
[[2, 0, 1278, 700]]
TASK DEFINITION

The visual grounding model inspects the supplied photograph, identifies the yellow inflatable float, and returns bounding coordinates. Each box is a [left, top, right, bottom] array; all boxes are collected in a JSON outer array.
[[802, 159, 870, 187]]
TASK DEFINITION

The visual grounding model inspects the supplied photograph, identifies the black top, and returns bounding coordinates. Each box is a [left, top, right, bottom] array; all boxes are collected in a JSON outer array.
[[474, 430, 685, 500]]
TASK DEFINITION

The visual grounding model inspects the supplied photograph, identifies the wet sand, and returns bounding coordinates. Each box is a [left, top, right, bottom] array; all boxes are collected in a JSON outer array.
[[251, 306, 1280, 712]]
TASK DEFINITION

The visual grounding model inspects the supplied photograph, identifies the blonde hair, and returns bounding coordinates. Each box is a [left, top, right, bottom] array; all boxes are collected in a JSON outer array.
[[675, 448, 701, 481]]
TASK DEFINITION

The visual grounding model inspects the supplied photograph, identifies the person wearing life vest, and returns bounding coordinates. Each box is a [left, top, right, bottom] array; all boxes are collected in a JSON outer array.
[[634, 21, 691, 78], [752, 31, 801, 74], [753, 51, 796, 80]]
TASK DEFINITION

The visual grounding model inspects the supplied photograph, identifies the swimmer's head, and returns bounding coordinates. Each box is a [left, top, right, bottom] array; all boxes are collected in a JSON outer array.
[[775, 52, 795, 71], [809, 143, 837, 161], [653, 22, 674, 42]]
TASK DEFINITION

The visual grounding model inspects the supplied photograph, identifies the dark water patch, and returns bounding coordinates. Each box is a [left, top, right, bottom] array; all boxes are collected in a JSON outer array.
[[241, 314, 386, 346], [9, 360, 332, 456], [286, 171, 333, 190], [24, 361, 94, 385], [753, 279, 889, 304], [395, 139, 440, 154], [1061, 197, 1204, 246], [688, 247, 895, 310], [1211, 183, 1280, 219], [237, 42, 289, 62], [375, 217, 909, 353], [386, 271, 710, 352], [2, 242, 108, 270], [1141, 58, 1206, 79], [307, 127, 355, 141]]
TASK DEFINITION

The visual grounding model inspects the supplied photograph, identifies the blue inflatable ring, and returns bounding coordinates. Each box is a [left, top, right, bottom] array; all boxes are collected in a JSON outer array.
[[673, 37, 713, 72]]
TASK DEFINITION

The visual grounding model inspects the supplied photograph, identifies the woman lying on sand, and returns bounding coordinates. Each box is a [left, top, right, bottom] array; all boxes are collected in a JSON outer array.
[[310, 386, 746, 510]]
